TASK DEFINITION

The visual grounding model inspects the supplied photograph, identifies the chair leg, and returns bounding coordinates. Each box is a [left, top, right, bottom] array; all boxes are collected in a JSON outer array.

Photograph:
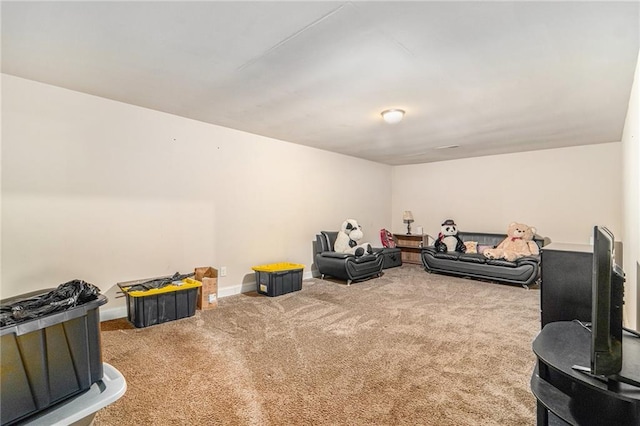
[[347, 279, 352, 286], [321, 274, 325, 280]]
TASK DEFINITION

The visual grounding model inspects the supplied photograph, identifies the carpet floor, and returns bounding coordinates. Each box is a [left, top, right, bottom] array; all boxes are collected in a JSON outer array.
[[95, 264, 540, 425]]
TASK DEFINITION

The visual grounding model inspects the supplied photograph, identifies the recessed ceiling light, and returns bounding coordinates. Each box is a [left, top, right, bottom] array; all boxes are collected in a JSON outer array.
[[381, 109, 405, 124]]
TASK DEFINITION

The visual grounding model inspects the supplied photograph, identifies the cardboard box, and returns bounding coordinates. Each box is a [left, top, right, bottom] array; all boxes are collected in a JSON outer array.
[[195, 266, 218, 310]]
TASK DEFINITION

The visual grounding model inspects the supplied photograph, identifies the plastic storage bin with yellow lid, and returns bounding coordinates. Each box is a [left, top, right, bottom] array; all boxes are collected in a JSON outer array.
[[118, 277, 201, 328], [251, 263, 304, 297]]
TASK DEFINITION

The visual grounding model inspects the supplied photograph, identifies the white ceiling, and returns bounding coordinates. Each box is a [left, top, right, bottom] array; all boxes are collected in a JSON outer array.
[[2, 1, 638, 165]]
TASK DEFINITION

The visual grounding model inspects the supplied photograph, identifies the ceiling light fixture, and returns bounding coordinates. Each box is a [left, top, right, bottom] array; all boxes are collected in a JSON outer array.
[[381, 109, 405, 124]]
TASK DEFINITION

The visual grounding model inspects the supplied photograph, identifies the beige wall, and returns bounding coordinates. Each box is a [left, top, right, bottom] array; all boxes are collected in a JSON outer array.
[[2, 72, 635, 330], [392, 143, 622, 244], [1, 74, 392, 299], [622, 50, 639, 330]]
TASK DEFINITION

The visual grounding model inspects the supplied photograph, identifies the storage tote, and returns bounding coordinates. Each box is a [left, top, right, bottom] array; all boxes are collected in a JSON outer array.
[[1, 291, 107, 425], [119, 277, 201, 328], [252, 263, 304, 297]]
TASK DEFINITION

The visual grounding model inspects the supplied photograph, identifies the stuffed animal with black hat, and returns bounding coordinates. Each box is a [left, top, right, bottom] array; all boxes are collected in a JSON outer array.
[[434, 219, 466, 253]]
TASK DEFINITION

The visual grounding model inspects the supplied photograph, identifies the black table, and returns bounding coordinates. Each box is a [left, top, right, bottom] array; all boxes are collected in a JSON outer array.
[[531, 321, 640, 425]]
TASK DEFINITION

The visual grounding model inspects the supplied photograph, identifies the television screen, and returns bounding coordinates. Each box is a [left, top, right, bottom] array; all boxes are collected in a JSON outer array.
[[591, 226, 624, 377]]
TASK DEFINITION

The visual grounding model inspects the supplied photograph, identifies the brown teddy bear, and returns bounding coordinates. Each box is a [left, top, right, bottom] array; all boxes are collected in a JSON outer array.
[[484, 222, 539, 262]]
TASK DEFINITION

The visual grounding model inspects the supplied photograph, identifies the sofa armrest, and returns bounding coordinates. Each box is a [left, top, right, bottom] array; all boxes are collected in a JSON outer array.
[[319, 251, 354, 260], [423, 247, 437, 255], [516, 255, 541, 264], [351, 254, 378, 264]]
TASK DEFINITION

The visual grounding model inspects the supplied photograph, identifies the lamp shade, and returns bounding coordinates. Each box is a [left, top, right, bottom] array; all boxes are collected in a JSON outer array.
[[403, 211, 414, 222], [381, 109, 405, 124]]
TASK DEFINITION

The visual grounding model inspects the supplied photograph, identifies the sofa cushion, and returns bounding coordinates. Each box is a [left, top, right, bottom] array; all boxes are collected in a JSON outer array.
[[353, 253, 379, 264], [320, 251, 353, 259], [458, 253, 487, 264], [486, 258, 518, 268], [433, 252, 461, 260], [517, 256, 541, 263]]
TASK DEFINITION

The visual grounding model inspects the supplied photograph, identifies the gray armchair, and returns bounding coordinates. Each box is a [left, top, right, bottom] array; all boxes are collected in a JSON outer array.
[[314, 231, 384, 285]]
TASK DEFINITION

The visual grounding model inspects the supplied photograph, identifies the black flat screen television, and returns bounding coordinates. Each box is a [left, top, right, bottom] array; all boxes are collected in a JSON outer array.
[[589, 226, 640, 387], [591, 226, 624, 377]]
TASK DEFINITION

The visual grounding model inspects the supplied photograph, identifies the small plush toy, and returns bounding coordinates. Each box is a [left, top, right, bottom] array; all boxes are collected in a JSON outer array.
[[334, 219, 374, 256], [484, 222, 539, 262], [434, 219, 466, 253]]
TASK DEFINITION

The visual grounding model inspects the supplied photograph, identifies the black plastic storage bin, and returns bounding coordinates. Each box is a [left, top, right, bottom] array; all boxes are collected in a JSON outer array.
[[119, 278, 201, 328], [0, 292, 107, 426], [252, 263, 304, 297]]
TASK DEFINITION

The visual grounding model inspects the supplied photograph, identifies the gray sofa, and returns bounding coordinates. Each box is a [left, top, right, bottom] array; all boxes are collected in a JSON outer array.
[[421, 231, 547, 288]]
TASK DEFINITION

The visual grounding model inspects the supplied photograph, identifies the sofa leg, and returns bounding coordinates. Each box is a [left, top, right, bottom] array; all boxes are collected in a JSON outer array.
[[347, 279, 352, 286], [321, 274, 325, 280], [523, 278, 541, 290]]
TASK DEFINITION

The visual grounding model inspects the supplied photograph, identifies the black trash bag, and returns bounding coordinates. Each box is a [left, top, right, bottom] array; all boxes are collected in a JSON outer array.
[[0, 279, 101, 327], [125, 272, 195, 292]]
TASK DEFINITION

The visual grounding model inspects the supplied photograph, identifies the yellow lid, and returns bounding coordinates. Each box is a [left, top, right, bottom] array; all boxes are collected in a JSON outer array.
[[251, 262, 305, 273], [121, 277, 202, 297]]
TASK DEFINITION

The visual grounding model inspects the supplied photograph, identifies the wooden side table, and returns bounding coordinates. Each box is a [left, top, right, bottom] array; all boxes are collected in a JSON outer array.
[[393, 234, 424, 265]]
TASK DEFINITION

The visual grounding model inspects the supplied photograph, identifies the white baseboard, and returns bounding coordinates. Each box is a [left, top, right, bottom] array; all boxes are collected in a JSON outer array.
[[99, 270, 315, 322], [99, 304, 128, 322]]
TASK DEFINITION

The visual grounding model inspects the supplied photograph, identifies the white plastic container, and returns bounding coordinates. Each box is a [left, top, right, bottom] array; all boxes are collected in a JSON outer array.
[[20, 363, 126, 425]]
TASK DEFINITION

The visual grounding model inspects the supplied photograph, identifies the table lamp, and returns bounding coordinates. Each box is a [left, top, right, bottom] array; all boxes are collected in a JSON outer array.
[[403, 211, 414, 235]]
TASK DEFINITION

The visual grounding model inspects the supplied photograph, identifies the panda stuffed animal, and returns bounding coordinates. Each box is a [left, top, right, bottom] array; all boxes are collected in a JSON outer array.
[[434, 219, 466, 253], [334, 219, 374, 256]]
